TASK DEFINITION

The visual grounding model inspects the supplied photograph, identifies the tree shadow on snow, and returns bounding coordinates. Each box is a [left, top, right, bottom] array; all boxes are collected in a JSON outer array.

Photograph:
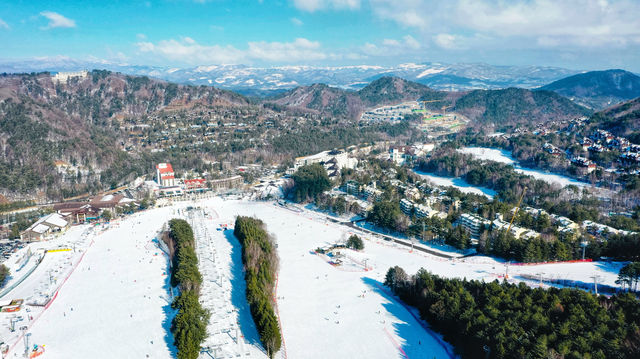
[[161, 258, 178, 357], [224, 230, 264, 349], [514, 275, 619, 295], [361, 277, 457, 359], [595, 261, 624, 275]]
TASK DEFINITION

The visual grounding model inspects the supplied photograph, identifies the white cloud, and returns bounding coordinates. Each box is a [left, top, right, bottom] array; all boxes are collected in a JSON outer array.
[[433, 34, 461, 50], [292, 0, 361, 12], [40, 11, 76, 29], [136, 33, 147, 40], [403, 35, 421, 50], [362, 35, 422, 56], [323, 0, 632, 59], [367, 0, 640, 50], [0, 18, 9, 30], [382, 39, 400, 47], [291, 17, 304, 26], [136, 37, 328, 64], [248, 38, 327, 61]]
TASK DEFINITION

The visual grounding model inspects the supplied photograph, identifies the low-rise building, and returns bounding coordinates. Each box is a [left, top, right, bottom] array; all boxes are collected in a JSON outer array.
[[54, 202, 100, 224], [592, 129, 614, 143], [582, 220, 637, 237], [20, 213, 70, 242], [543, 143, 563, 156], [492, 217, 539, 239], [52, 70, 88, 82], [90, 194, 136, 213], [184, 178, 207, 192], [400, 199, 414, 215], [609, 137, 630, 151], [362, 183, 382, 203], [459, 213, 491, 238], [209, 175, 243, 191], [570, 156, 596, 173], [289, 149, 358, 179], [620, 152, 640, 166], [588, 144, 604, 153], [345, 181, 360, 196]]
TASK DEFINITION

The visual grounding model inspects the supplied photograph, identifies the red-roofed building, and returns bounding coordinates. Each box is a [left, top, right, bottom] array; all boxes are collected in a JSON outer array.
[[184, 178, 207, 192], [156, 163, 175, 187]]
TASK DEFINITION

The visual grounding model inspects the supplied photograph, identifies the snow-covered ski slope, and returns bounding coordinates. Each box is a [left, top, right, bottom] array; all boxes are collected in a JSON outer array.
[[20, 206, 178, 358], [2, 197, 625, 359], [188, 208, 269, 358], [205, 198, 456, 359]]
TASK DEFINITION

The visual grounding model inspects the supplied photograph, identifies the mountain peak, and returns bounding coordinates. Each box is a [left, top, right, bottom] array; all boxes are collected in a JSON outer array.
[[540, 69, 640, 109]]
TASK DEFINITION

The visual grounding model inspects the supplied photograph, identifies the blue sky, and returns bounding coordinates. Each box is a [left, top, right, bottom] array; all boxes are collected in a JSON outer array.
[[1, 0, 640, 71]]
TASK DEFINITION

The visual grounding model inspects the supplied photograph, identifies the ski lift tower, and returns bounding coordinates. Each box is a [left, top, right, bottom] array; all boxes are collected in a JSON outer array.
[[591, 274, 601, 295], [19, 326, 28, 357], [580, 240, 589, 260]]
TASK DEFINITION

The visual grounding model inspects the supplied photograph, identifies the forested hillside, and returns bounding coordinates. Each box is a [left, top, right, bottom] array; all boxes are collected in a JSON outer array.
[[450, 88, 591, 125], [591, 96, 640, 143], [0, 71, 247, 200], [540, 69, 640, 109], [0, 71, 594, 202], [0, 71, 417, 201], [272, 76, 590, 125], [271, 76, 445, 119]]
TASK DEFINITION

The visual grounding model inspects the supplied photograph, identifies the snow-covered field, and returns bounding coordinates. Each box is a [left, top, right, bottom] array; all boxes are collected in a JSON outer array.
[[413, 170, 497, 198], [0, 197, 626, 359], [458, 147, 590, 188]]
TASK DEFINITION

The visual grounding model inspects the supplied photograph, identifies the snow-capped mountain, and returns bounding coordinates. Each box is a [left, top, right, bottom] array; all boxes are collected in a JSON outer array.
[[0, 57, 580, 94]]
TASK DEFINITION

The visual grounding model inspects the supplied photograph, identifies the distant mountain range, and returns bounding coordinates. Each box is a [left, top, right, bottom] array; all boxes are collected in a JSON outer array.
[[0, 57, 580, 93], [539, 69, 640, 110]]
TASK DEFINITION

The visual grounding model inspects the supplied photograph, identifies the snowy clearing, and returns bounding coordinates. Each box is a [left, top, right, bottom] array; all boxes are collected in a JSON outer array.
[[0, 197, 627, 359], [458, 147, 590, 188], [413, 170, 497, 198]]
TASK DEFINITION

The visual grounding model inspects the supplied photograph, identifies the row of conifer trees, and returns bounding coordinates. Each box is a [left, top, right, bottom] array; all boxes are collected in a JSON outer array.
[[234, 216, 282, 358], [168, 218, 210, 359]]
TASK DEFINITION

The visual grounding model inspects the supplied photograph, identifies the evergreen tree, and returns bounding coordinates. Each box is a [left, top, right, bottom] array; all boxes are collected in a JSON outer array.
[[385, 266, 640, 359], [291, 163, 332, 202], [346, 235, 364, 250]]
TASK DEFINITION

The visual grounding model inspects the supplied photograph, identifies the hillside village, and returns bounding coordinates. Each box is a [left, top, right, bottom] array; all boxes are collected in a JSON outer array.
[[8, 132, 637, 271]]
